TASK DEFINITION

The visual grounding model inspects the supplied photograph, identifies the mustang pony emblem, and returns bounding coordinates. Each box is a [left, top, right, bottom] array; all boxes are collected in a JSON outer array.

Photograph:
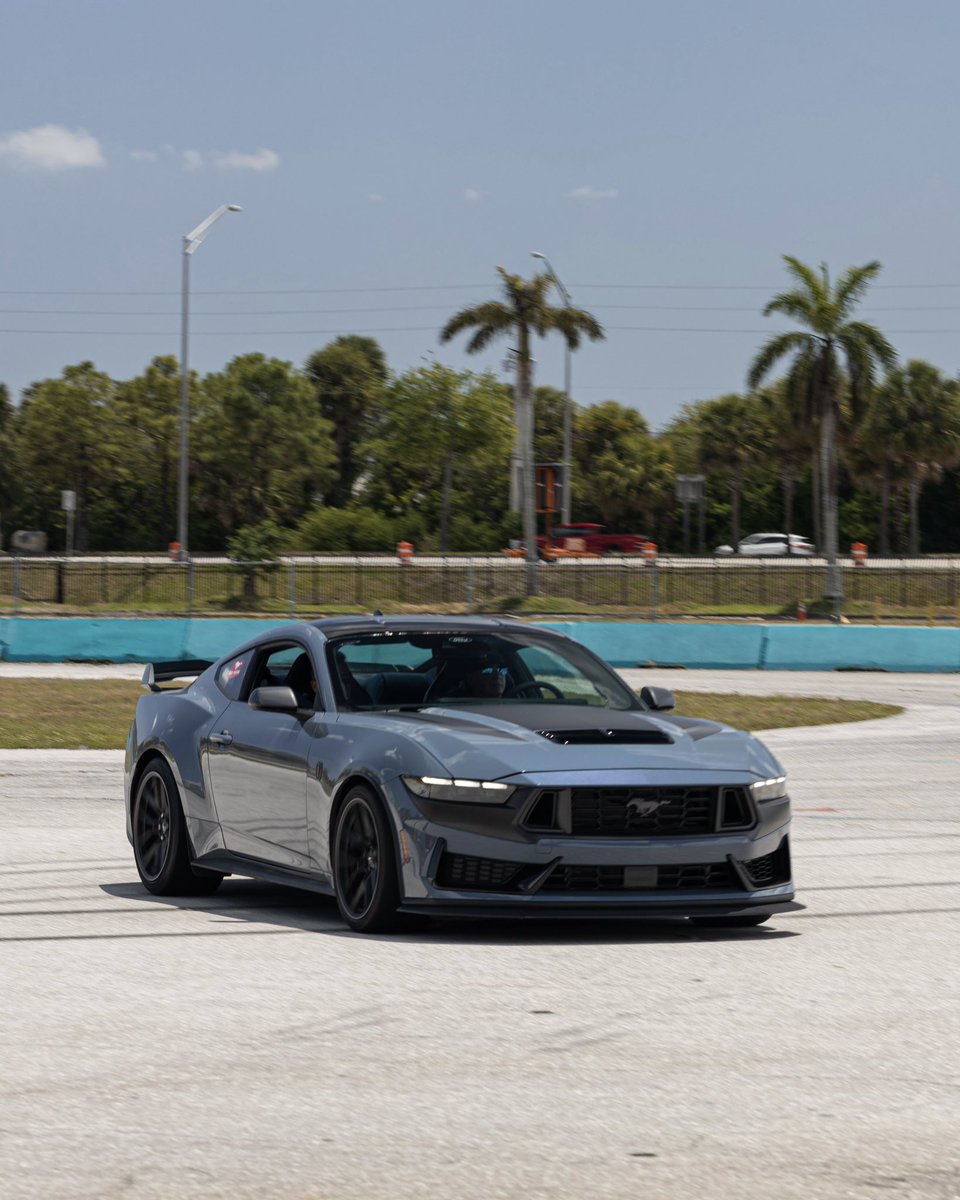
[[626, 797, 667, 817]]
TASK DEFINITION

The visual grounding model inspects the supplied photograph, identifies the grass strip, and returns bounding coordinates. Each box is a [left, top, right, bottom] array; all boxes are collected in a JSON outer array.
[[0, 678, 901, 749], [673, 690, 901, 730]]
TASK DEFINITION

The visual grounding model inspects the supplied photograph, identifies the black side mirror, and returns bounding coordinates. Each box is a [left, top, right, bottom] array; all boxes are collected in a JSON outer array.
[[640, 685, 676, 712], [249, 685, 299, 712]]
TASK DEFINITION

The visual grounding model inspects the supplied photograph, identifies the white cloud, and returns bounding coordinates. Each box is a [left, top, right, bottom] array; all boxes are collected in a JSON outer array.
[[367, 192, 385, 203], [212, 147, 279, 172], [130, 148, 158, 162], [182, 149, 204, 172], [567, 185, 618, 200], [463, 187, 482, 203], [0, 124, 105, 171]]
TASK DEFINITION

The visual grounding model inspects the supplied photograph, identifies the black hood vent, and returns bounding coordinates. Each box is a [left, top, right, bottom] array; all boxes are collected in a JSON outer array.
[[538, 728, 673, 746]]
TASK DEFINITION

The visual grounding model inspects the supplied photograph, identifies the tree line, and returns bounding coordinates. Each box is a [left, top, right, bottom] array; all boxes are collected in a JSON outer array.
[[1, 258, 959, 556]]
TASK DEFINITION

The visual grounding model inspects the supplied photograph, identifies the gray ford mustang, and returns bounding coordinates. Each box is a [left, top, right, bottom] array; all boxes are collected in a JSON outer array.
[[124, 616, 796, 932]]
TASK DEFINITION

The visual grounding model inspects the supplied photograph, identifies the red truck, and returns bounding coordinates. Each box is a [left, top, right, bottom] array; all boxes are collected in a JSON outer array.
[[541, 523, 650, 555]]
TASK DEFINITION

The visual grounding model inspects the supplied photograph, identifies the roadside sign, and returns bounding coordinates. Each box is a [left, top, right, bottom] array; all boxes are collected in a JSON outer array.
[[61, 490, 76, 513], [675, 475, 704, 502]]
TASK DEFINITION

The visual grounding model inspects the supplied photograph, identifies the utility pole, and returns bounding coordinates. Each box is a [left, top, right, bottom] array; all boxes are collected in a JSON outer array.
[[531, 252, 574, 524]]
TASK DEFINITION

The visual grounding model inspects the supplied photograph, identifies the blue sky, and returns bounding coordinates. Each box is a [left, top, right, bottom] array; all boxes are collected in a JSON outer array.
[[3, 0, 960, 428]]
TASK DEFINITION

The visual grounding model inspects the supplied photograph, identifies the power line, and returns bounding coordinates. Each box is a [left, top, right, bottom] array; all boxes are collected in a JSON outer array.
[[0, 304, 460, 317], [5, 323, 960, 336], [8, 302, 960, 316], [0, 326, 446, 336], [0, 284, 492, 297], [9, 279, 960, 297]]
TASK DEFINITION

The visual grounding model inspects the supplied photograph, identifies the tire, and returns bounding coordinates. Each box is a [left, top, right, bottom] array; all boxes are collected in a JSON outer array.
[[333, 786, 402, 933], [132, 758, 223, 896], [689, 913, 771, 928]]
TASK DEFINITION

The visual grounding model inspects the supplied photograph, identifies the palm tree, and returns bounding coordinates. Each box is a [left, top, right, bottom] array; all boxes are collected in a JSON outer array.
[[748, 257, 896, 605], [441, 267, 603, 593], [860, 361, 960, 556]]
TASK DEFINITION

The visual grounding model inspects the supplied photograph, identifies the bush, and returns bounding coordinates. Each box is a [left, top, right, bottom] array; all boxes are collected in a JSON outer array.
[[289, 506, 400, 552], [446, 514, 506, 551], [226, 519, 283, 562]]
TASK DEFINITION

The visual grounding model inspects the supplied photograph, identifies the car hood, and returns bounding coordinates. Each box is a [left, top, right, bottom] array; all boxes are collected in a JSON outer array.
[[356, 704, 783, 781]]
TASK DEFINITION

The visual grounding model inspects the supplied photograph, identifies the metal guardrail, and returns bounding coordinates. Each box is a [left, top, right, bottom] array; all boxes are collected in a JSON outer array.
[[2, 557, 960, 620]]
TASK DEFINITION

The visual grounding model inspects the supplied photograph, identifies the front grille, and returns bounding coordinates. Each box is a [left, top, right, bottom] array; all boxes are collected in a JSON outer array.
[[538, 728, 672, 745], [740, 838, 791, 888], [568, 786, 717, 836], [435, 853, 523, 891], [540, 861, 740, 892]]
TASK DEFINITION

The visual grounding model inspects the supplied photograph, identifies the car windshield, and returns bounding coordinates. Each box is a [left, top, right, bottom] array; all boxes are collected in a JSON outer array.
[[327, 630, 637, 711]]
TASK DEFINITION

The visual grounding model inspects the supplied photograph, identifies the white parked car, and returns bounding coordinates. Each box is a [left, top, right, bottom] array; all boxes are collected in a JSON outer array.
[[714, 533, 816, 557]]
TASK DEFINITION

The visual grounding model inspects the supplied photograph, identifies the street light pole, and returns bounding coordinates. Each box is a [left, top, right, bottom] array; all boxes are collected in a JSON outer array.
[[177, 204, 241, 560], [531, 251, 573, 525]]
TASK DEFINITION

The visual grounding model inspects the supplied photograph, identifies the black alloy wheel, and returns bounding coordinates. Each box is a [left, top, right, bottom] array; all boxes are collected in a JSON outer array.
[[134, 769, 173, 883], [132, 758, 223, 896], [333, 787, 401, 933]]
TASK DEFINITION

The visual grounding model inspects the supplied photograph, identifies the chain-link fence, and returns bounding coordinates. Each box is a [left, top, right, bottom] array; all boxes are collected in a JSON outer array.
[[2, 556, 960, 621]]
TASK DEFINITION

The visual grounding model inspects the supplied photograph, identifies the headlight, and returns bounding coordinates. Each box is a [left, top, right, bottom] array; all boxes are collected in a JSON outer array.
[[750, 776, 787, 802], [403, 776, 515, 804]]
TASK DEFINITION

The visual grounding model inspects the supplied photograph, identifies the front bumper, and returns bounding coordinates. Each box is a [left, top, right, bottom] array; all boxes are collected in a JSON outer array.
[[388, 774, 795, 917]]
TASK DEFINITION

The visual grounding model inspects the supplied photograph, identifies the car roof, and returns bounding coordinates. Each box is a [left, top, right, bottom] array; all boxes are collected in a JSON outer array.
[[214, 615, 565, 666], [310, 615, 532, 637]]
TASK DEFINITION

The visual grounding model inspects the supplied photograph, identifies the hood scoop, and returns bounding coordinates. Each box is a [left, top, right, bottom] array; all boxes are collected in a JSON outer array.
[[538, 727, 673, 746]]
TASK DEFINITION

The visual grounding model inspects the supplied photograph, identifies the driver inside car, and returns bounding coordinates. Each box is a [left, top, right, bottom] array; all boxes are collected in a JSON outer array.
[[464, 659, 509, 699], [437, 653, 509, 700]]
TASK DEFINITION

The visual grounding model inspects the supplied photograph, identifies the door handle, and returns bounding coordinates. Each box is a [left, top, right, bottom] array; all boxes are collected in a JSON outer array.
[[209, 731, 233, 747]]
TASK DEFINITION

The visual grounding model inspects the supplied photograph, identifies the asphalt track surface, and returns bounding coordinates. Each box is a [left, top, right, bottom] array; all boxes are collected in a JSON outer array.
[[1, 668, 958, 1200]]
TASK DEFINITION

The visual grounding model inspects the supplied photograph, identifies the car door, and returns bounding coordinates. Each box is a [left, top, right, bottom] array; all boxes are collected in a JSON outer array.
[[205, 642, 317, 869]]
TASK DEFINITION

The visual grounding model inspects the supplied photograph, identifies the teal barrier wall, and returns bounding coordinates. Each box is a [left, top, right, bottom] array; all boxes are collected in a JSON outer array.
[[539, 621, 960, 672], [0, 617, 290, 664], [541, 622, 768, 670], [760, 625, 960, 673], [1, 617, 958, 672]]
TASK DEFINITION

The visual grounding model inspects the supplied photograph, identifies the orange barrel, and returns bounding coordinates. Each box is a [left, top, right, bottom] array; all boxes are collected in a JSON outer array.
[[851, 541, 867, 566], [642, 540, 658, 564], [397, 540, 414, 565]]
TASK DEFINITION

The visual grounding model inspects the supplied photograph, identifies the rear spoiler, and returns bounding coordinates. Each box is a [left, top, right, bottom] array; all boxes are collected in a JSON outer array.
[[141, 659, 214, 693]]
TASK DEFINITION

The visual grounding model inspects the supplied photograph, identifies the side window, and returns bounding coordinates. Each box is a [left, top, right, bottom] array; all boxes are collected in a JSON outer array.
[[248, 644, 317, 707], [217, 651, 254, 701]]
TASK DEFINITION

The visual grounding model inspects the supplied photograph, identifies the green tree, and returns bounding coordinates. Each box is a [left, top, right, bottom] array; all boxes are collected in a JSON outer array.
[[572, 401, 672, 537], [363, 362, 513, 550], [860, 360, 960, 555], [693, 394, 767, 548], [0, 384, 16, 545], [748, 257, 896, 599], [98, 356, 181, 549], [14, 362, 114, 550], [440, 267, 603, 590], [194, 354, 337, 537], [304, 336, 388, 506], [226, 518, 283, 604]]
